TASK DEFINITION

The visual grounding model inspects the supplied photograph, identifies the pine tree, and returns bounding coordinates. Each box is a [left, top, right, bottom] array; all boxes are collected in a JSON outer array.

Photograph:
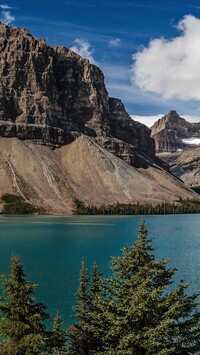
[[69, 258, 90, 355], [71, 221, 200, 354], [0, 255, 51, 355], [69, 260, 106, 354], [52, 311, 66, 355], [102, 221, 200, 354], [84, 261, 106, 352]]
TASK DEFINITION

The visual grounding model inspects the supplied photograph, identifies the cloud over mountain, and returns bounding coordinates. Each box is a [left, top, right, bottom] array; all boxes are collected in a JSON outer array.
[[70, 38, 97, 65], [132, 15, 200, 101], [0, 9, 14, 24]]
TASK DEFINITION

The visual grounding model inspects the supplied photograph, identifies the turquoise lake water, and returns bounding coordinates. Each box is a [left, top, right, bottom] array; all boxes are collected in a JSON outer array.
[[0, 214, 200, 328]]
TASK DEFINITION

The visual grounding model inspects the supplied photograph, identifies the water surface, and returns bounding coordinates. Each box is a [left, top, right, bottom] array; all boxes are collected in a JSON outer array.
[[0, 214, 200, 327]]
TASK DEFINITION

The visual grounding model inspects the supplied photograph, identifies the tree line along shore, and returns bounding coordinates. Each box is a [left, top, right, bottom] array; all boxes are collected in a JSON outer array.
[[2, 194, 200, 215], [74, 198, 200, 215]]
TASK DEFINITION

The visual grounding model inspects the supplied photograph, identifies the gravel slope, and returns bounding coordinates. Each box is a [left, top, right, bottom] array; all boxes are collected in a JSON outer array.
[[0, 137, 198, 214]]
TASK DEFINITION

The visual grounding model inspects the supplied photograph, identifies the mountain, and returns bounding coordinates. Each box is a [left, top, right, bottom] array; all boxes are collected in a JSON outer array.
[[0, 21, 155, 168], [151, 111, 200, 189], [151, 110, 200, 153], [0, 22, 199, 213], [158, 148, 200, 190], [0, 137, 198, 214]]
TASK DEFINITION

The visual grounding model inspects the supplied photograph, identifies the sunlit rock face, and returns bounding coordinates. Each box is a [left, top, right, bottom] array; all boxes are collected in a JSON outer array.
[[151, 110, 200, 153], [0, 22, 110, 144], [151, 111, 200, 187], [0, 22, 156, 169], [0, 23, 199, 212]]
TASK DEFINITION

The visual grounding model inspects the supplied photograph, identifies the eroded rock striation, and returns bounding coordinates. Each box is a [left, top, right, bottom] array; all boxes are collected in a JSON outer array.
[[0, 22, 156, 168]]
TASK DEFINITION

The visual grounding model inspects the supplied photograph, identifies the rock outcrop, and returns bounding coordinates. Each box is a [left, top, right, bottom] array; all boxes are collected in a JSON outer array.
[[158, 148, 200, 188], [151, 110, 200, 153], [0, 22, 156, 169]]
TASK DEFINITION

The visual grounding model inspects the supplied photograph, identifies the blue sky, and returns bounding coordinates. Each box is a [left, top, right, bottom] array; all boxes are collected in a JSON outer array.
[[1, 0, 200, 125]]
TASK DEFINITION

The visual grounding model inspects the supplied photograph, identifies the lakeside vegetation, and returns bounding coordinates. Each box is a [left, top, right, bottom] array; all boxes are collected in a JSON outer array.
[[1, 194, 200, 216], [74, 198, 200, 215], [0, 222, 200, 354], [1, 194, 40, 214]]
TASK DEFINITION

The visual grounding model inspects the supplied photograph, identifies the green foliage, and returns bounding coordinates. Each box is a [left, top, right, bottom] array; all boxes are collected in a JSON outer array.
[[52, 311, 67, 355], [74, 198, 200, 215], [69, 259, 90, 354], [0, 223, 199, 354], [73, 199, 86, 214], [1, 194, 24, 204], [68, 260, 106, 354], [71, 222, 200, 354], [1, 194, 39, 214], [0, 256, 51, 354]]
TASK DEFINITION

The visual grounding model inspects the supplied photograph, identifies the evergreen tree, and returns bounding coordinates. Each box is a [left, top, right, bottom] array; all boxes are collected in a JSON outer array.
[[69, 261, 106, 354], [0, 255, 51, 355], [101, 221, 200, 354], [71, 221, 200, 354], [52, 311, 66, 355], [84, 262, 106, 352], [69, 258, 90, 354]]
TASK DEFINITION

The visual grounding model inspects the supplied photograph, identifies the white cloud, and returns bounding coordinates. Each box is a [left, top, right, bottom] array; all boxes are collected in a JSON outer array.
[[182, 114, 200, 123], [108, 38, 122, 48], [0, 4, 12, 9], [131, 114, 200, 128], [132, 15, 200, 101], [70, 38, 97, 65], [0, 10, 14, 24], [131, 114, 164, 127]]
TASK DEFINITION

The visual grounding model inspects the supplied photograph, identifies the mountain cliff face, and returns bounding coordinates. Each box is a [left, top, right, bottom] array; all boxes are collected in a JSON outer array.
[[0, 22, 155, 168], [0, 22, 199, 213], [151, 110, 200, 153]]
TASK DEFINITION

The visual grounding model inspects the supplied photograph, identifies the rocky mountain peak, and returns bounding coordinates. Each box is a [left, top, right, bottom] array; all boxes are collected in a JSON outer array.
[[151, 110, 186, 135], [0, 22, 157, 168], [166, 110, 180, 118], [151, 111, 200, 153], [0, 23, 199, 212]]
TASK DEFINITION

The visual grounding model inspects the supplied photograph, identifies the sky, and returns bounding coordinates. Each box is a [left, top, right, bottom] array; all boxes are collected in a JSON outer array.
[[1, 0, 200, 126]]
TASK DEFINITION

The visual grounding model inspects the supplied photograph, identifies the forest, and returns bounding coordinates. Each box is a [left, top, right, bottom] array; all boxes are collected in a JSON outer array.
[[74, 198, 200, 215]]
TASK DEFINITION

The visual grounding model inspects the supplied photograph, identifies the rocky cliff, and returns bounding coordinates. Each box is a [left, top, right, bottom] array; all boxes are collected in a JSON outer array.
[[0, 22, 199, 213], [151, 110, 200, 153], [0, 22, 155, 169]]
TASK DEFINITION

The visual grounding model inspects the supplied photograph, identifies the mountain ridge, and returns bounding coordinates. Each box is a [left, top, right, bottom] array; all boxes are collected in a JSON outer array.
[[151, 110, 200, 188], [0, 21, 156, 169], [0, 22, 199, 213], [151, 110, 200, 153]]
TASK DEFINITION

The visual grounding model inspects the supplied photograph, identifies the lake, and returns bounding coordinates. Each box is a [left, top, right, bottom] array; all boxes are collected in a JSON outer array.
[[0, 214, 200, 328]]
